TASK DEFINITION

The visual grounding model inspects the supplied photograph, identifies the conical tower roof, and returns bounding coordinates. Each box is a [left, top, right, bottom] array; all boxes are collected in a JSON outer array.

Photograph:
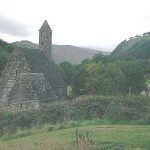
[[39, 20, 51, 31]]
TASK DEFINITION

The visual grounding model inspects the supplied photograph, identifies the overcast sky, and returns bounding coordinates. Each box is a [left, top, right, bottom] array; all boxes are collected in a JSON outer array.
[[0, 0, 150, 51]]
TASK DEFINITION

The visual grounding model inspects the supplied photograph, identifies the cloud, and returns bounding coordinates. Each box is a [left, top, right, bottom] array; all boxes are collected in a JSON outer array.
[[0, 16, 31, 37]]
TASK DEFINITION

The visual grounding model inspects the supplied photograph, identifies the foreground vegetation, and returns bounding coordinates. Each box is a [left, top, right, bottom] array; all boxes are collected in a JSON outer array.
[[0, 124, 150, 150], [0, 95, 150, 137], [0, 36, 150, 150]]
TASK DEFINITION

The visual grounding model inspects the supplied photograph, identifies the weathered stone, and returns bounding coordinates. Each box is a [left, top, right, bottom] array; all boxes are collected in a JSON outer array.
[[0, 21, 67, 111], [39, 20, 52, 60]]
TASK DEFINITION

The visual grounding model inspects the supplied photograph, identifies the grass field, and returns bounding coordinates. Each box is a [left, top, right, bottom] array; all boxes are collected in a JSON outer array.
[[0, 125, 150, 150]]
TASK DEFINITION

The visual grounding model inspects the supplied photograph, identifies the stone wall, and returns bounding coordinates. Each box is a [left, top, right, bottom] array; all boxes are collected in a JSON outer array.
[[0, 49, 30, 104], [4, 100, 40, 112], [7, 73, 57, 103]]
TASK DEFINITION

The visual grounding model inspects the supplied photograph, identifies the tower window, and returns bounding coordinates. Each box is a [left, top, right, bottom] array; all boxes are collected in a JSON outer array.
[[16, 70, 18, 76], [40, 32, 43, 38], [20, 103, 22, 108]]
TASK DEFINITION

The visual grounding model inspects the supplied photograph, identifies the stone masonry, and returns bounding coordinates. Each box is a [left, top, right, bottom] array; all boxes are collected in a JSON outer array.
[[0, 21, 67, 111]]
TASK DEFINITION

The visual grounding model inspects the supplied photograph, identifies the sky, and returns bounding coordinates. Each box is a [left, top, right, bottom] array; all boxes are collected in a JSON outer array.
[[0, 0, 150, 51]]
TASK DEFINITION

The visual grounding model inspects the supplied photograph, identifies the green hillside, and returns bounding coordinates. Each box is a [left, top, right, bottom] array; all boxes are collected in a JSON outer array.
[[111, 34, 150, 59], [0, 125, 150, 150]]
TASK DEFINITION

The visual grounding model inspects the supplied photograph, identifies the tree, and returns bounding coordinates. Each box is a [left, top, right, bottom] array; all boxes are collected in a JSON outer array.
[[72, 60, 127, 96], [91, 52, 111, 64], [116, 60, 144, 94], [84, 62, 127, 95], [72, 60, 90, 96], [72, 67, 87, 96], [59, 61, 75, 85]]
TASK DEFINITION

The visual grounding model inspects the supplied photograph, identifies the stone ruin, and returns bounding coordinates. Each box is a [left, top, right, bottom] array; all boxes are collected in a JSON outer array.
[[0, 20, 67, 112]]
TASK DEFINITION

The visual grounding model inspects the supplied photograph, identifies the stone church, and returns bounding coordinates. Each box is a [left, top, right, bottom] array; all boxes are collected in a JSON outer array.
[[0, 20, 67, 111]]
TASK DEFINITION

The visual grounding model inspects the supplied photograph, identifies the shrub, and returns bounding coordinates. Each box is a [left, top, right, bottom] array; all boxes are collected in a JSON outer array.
[[0, 95, 149, 136]]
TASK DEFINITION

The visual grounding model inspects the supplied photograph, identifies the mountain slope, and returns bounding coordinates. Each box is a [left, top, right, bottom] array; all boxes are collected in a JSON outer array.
[[12, 40, 110, 64], [111, 34, 150, 59], [52, 44, 98, 64]]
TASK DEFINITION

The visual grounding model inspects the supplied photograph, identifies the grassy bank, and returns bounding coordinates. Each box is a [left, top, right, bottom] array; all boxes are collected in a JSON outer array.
[[0, 125, 150, 150], [0, 95, 150, 149]]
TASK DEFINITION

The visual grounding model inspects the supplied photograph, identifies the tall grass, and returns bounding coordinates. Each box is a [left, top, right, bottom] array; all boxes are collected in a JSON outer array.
[[2, 118, 146, 141], [75, 130, 96, 150], [0, 131, 96, 150]]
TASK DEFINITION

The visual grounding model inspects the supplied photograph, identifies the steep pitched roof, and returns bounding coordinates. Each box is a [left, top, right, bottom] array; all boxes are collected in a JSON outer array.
[[39, 20, 52, 31], [20, 48, 66, 87]]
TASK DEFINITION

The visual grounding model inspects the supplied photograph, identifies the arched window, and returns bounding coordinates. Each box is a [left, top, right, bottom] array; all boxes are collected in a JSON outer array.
[[41, 31, 43, 38], [16, 70, 18, 76], [41, 42, 44, 45], [20, 103, 22, 108]]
